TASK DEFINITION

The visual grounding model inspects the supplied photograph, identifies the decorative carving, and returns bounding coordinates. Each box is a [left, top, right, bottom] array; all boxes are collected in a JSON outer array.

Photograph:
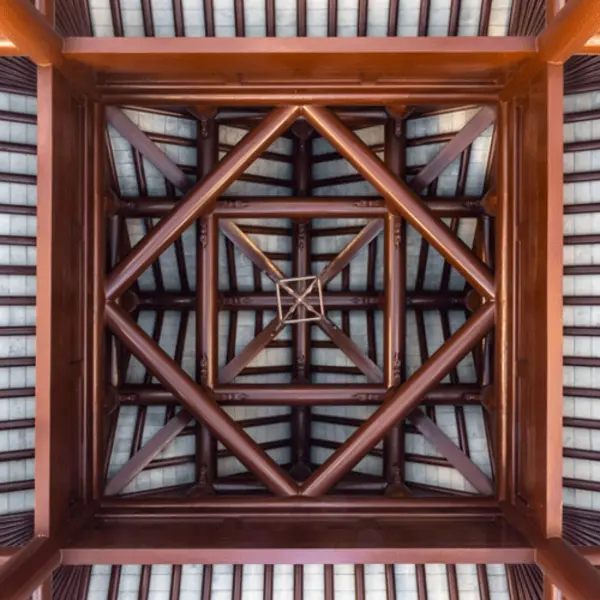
[[216, 393, 249, 402], [392, 352, 402, 379], [198, 221, 208, 249], [200, 118, 209, 140], [393, 220, 402, 248], [351, 296, 374, 306], [224, 296, 251, 306], [352, 393, 383, 402], [296, 354, 306, 379], [353, 200, 382, 209], [222, 199, 250, 209], [297, 223, 307, 250], [198, 353, 209, 384]]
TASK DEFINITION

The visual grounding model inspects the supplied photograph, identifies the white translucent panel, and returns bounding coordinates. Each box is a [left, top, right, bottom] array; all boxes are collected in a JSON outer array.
[[428, 0, 451, 34], [458, 0, 481, 35], [425, 565, 450, 599], [334, 565, 356, 599], [488, 0, 512, 35], [564, 274, 600, 296], [337, 0, 358, 36], [273, 565, 294, 600], [0, 275, 35, 296], [565, 91, 600, 115], [366, 0, 389, 36], [108, 126, 138, 197], [88, 565, 111, 600], [464, 405, 493, 476], [565, 213, 600, 236], [245, 0, 267, 35], [276, 0, 297, 36], [0, 182, 37, 206], [365, 564, 388, 599], [126, 311, 156, 382], [564, 244, 600, 267], [89, 0, 115, 36], [120, 0, 145, 36], [307, 0, 328, 36], [0, 397, 34, 420], [124, 462, 195, 494], [397, 0, 419, 35], [182, 0, 206, 35], [0, 120, 36, 145], [298, 565, 323, 600], [448, 310, 477, 383], [0, 306, 35, 327], [464, 125, 494, 196], [118, 565, 142, 597], [148, 565, 174, 599], [455, 564, 479, 599], [564, 484, 600, 510], [487, 564, 511, 600], [180, 565, 204, 600], [564, 365, 600, 389], [0, 366, 35, 389], [151, 0, 176, 36], [214, 564, 236, 600], [394, 565, 418, 600], [213, 0, 236, 35], [423, 310, 444, 357]]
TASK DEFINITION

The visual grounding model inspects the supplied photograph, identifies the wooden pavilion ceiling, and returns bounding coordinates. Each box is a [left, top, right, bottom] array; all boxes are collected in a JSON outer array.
[[3, 0, 600, 598]]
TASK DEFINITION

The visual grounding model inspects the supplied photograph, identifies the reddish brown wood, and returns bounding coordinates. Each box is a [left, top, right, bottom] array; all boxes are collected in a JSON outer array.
[[301, 303, 494, 495], [106, 106, 299, 299], [411, 106, 496, 193], [106, 303, 297, 496], [302, 106, 495, 299]]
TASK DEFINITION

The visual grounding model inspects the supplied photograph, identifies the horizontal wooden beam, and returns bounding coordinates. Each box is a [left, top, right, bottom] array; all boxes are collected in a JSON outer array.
[[61, 515, 533, 565], [119, 383, 482, 405], [62, 37, 536, 84], [116, 195, 485, 218]]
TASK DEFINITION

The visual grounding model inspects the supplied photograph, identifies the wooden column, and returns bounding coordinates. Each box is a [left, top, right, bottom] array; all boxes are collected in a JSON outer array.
[[290, 122, 312, 480], [35, 66, 90, 535], [383, 110, 407, 494], [195, 111, 218, 494], [511, 63, 563, 538]]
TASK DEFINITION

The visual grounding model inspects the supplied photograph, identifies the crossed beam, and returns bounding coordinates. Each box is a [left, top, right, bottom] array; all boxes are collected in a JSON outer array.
[[105, 105, 497, 497], [218, 218, 384, 384]]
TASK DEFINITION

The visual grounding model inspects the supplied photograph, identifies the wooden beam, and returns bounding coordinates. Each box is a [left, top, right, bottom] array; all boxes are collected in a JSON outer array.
[[104, 410, 193, 496], [0, 537, 60, 600], [407, 410, 494, 495], [410, 106, 496, 193], [539, 0, 600, 61], [317, 318, 384, 384], [117, 195, 484, 218], [105, 107, 191, 192], [302, 105, 495, 300], [300, 303, 495, 496], [106, 106, 300, 299], [105, 302, 297, 496], [61, 515, 533, 565], [62, 36, 536, 82], [36, 66, 89, 535], [0, 0, 62, 64]]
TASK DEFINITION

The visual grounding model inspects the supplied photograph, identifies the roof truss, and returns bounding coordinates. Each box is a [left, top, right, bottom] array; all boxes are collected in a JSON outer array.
[[0, 0, 598, 598]]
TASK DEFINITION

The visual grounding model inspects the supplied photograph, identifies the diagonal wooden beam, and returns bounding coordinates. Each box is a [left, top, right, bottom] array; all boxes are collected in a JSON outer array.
[[300, 302, 495, 496], [106, 106, 300, 300], [318, 318, 384, 384], [318, 218, 384, 285], [0, 0, 62, 64], [410, 107, 496, 194], [220, 316, 284, 383], [302, 105, 495, 300], [105, 302, 297, 496], [407, 409, 494, 495], [104, 409, 193, 496], [106, 106, 191, 192], [219, 219, 286, 282], [540, 0, 600, 61]]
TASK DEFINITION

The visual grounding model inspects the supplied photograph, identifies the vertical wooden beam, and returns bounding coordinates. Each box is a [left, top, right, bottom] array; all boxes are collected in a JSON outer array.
[[36, 66, 89, 535], [290, 122, 312, 480], [496, 100, 513, 503], [513, 64, 563, 537], [384, 111, 406, 494], [196, 111, 218, 494]]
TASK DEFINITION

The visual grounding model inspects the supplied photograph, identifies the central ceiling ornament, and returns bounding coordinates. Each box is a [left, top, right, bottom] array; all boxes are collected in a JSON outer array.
[[275, 275, 325, 325]]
